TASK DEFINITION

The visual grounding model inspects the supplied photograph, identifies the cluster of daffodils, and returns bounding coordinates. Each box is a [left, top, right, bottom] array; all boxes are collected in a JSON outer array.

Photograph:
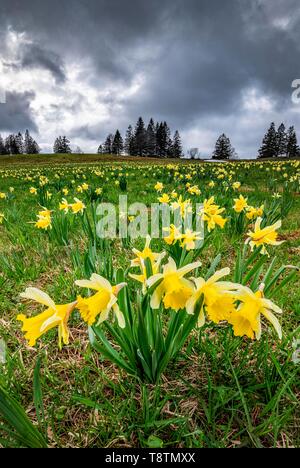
[[233, 194, 264, 220], [34, 208, 52, 230], [163, 224, 202, 251], [18, 275, 126, 348], [200, 196, 227, 232], [18, 228, 285, 351], [146, 259, 282, 340], [59, 198, 86, 214], [33, 198, 86, 230], [77, 183, 89, 193]]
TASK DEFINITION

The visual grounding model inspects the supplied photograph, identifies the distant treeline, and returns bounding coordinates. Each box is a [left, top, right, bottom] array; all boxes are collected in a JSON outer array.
[[258, 122, 299, 159], [0, 130, 40, 155], [97, 117, 183, 158], [1, 120, 299, 159]]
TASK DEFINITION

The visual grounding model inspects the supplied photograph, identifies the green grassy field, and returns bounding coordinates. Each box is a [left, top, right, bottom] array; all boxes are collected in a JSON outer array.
[[0, 155, 299, 448]]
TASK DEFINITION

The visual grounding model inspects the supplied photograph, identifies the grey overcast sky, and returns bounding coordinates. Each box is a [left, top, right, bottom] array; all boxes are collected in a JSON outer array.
[[0, 0, 300, 157]]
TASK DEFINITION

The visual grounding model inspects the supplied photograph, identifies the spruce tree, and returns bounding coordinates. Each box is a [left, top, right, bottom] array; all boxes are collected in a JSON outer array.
[[103, 134, 113, 154], [212, 133, 235, 160], [163, 122, 172, 157], [24, 130, 40, 154], [0, 135, 7, 155], [112, 130, 124, 155], [97, 144, 104, 154], [155, 122, 160, 155], [5, 135, 19, 155], [276, 123, 287, 157], [146, 118, 156, 156], [258, 123, 277, 159], [125, 125, 135, 156], [15, 132, 24, 154], [286, 126, 299, 158], [156, 122, 170, 158], [134, 117, 147, 156], [53, 136, 72, 153], [171, 130, 183, 158]]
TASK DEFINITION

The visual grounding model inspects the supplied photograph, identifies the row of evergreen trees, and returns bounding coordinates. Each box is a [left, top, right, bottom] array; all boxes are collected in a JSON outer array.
[[209, 123, 300, 160], [98, 117, 183, 158], [258, 123, 299, 159], [0, 130, 40, 155], [2, 122, 299, 159]]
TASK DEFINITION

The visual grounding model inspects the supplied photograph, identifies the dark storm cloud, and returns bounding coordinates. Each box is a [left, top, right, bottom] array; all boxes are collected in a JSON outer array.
[[0, 91, 37, 132], [1, 0, 300, 154], [20, 44, 66, 83]]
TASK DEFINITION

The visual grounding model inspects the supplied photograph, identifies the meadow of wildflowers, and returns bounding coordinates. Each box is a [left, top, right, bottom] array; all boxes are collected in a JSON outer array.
[[0, 156, 299, 448]]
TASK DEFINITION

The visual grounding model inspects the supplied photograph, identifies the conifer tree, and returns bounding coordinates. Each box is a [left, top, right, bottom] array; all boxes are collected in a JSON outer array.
[[146, 118, 156, 156], [5, 135, 19, 155], [15, 132, 24, 154], [171, 130, 183, 158], [0, 135, 7, 155], [53, 136, 72, 153], [212, 133, 235, 160], [258, 123, 277, 158], [97, 144, 104, 154], [103, 134, 114, 154], [112, 130, 124, 155], [24, 129, 40, 154], [124, 125, 135, 156], [134, 117, 147, 156], [156, 122, 167, 157], [286, 126, 299, 158], [276, 123, 287, 157], [163, 122, 173, 157]]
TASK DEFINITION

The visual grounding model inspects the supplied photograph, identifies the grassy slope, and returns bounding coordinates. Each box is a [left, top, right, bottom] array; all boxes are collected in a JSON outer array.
[[0, 157, 299, 448]]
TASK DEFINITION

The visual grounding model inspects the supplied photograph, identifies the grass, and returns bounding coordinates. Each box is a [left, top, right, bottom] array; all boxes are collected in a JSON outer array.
[[0, 155, 299, 448]]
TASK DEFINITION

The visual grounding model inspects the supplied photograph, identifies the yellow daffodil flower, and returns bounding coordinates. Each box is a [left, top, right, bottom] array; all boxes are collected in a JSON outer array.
[[155, 182, 164, 192], [228, 287, 282, 340], [246, 218, 283, 255], [17, 287, 77, 348], [129, 236, 165, 291], [201, 197, 227, 232], [181, 229, 202, 251], [246, 205, 264, 220], [163, 224, 183, 245], [38, 208, 52, 218], [75, 274, 126, 327], [233, 195, 248, 213], [171, 195, 192, 217], [186, 268, 241, 326], [70, 198, 86, 214], [35, 215, 52, 230], [158, 193, 170, 204], [147, 258, 201, 311], [59, 198, 70, 213]]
